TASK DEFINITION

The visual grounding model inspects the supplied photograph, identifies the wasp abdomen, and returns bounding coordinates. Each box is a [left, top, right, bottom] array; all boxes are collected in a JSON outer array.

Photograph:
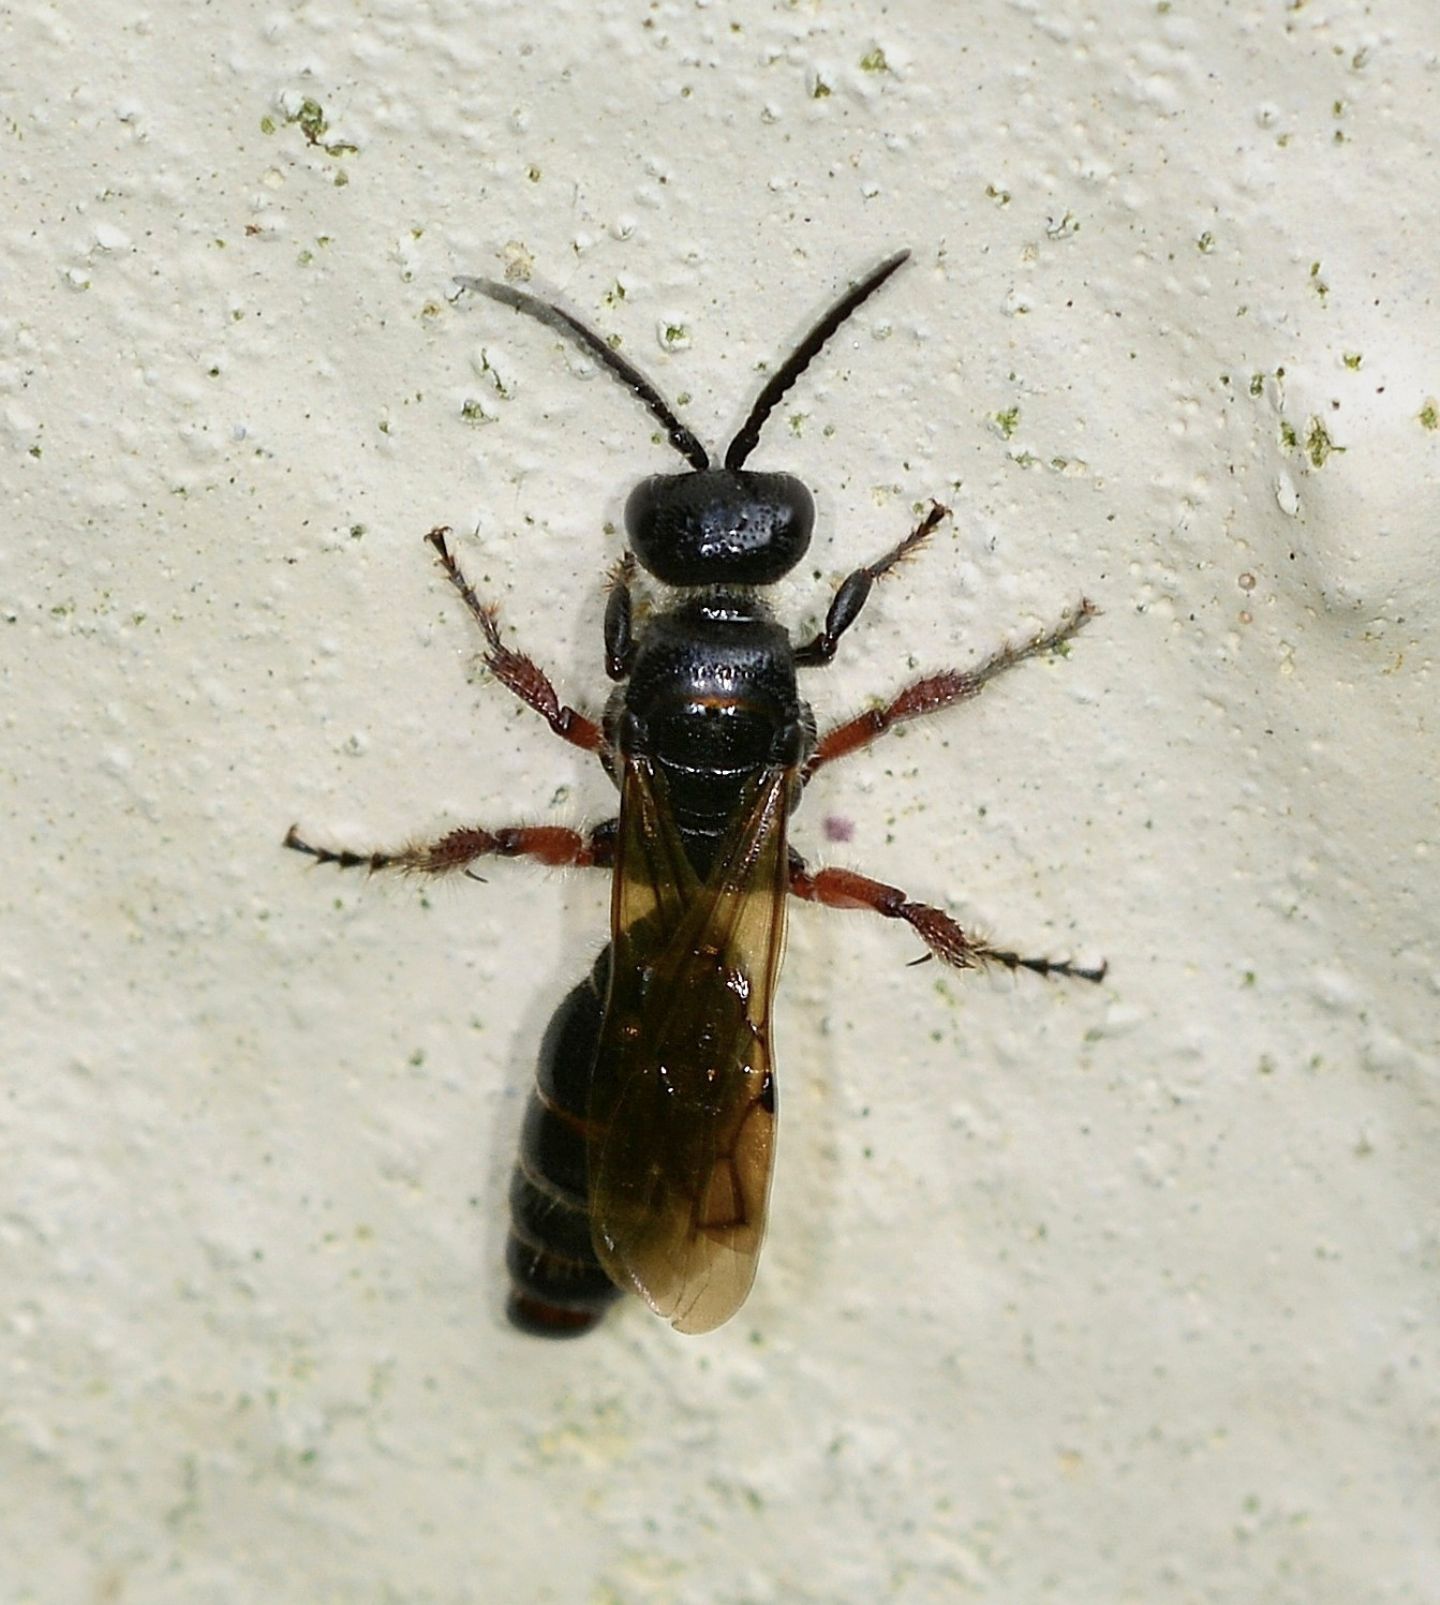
[[505, 950, 623, 1338]]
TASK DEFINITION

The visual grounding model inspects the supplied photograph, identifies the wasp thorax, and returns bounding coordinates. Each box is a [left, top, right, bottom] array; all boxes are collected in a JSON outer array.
[[625, 469, 814, 587]]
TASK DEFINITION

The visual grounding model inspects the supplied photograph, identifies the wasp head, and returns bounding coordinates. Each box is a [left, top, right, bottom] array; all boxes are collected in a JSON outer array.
[[625, 469, 814, 587]]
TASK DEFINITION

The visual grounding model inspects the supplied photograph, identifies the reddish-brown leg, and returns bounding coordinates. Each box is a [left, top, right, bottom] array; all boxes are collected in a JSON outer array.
[[284, 819, 616, 879], [426, 526, 605, 755], [789, 860, 1106, 983], [805, 598, 1097, 780]]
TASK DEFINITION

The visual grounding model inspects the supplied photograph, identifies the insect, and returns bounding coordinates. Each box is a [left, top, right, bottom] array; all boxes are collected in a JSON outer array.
[[286, 249, 1105, 1338]]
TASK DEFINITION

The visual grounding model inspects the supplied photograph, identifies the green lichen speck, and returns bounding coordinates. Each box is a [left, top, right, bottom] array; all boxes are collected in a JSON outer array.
[[478, 350, 510, 398], [1342, 352, 1362, 371], [992, 405, 1021, 440], [297, 98, 327, 143], [1418, 399, 1439, 431], [1304, 418, 1343, 467], [285, 97, 359, 158], [859, 48, 889, 72]]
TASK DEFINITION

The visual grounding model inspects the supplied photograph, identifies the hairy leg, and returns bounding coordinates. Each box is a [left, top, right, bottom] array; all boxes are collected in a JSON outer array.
[[789, 857, 1105, 983], [806, 599, 1096, 779], [794, 501, 949, 667], [284, 818, 617, 879], [425, 525, 606, 755]]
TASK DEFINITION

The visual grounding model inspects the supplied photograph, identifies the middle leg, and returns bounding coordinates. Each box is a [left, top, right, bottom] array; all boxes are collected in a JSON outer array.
[[805, 598, 1096, 780]]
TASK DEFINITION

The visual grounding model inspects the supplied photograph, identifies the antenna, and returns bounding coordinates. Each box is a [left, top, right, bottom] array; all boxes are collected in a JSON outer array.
[[455, 277, 711, 471], [724, 249, 911, 470]]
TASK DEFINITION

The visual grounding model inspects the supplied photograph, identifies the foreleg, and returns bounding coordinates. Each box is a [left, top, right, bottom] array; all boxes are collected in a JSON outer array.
[[793, 501, 949, 667], [425, 526, 606, 755]]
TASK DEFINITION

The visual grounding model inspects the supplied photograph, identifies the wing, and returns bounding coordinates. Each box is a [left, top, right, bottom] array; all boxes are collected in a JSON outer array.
[[588, 754, 791, 1334]]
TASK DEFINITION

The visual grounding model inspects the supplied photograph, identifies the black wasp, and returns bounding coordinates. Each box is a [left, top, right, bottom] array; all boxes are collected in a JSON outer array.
[[286, 250, 1105, 1337]]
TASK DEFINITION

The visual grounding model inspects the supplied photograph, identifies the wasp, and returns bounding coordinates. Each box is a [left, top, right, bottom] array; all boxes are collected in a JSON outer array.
[[286, 250, 1105, 1337]]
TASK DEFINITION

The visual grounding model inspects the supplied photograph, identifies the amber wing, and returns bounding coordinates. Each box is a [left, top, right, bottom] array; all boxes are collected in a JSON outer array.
[[588, 754, 791, 1334]]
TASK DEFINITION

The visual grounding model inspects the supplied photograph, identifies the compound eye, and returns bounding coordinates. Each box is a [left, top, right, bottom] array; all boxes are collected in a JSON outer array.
[[623, 476, 663, 551]]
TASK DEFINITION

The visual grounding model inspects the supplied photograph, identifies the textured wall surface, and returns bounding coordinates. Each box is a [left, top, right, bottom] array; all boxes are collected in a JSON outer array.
[[3, 1, 1437, 1600]]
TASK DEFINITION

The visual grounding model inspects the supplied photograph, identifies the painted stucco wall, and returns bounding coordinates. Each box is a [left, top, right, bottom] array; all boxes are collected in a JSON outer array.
[[3, 1, 1436, 1600]]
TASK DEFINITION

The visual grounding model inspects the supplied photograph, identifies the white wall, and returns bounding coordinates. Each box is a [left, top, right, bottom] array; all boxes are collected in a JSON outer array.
[[3, 0, 1436, 1599]]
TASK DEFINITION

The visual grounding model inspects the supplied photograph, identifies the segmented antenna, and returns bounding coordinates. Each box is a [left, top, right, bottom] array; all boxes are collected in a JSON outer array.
[[455, 277, 711, 471], [724, 249, 912, 470]]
